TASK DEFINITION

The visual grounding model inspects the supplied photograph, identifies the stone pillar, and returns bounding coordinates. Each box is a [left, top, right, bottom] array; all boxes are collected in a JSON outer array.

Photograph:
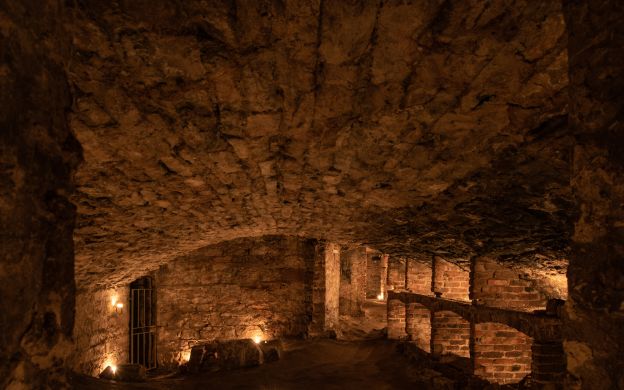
[[531, 341, 565, 388], [387, 299, 407, 340], [309, 242, 340, 336], [431, 311, 470, 358], [324, 243, 340, 332], [405, 303, 431, 352], [339, 247, 367, 316], [563, 1, 624, 387]]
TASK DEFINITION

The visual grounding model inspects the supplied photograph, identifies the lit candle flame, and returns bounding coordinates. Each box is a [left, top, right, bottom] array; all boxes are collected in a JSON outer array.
[[116, 302, 123, 309], [377, 293, 384, 300], [253, 335, 262, 344]]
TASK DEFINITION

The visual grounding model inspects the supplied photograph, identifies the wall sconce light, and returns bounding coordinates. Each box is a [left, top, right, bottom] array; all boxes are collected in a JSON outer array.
[[377, 292, 384, 301], [111, 296, 123, 314], [253, 335, 262, 344]]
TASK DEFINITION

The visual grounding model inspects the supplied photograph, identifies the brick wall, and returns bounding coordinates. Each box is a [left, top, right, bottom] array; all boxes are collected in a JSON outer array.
[[406, 259, 432, 294], [366, 251, 383, 298], [431, 311, 470, 357], [339, 247, 367, 316], [531, 341, 565, 386], [155, 236, 316, 366], [406, 303, 431, 352], [472, 257, 547, 310], [387, 299, 407, 339], [474, 322, 532, 384], [387, 256, 406, 292], [72, 288, 129, 376], [433, 257, 470, 301]]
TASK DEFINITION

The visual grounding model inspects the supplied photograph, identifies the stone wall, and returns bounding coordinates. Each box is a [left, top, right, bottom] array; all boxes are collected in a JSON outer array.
[[564, 1, 624, 388], [0, 1, 81, 387], [473, 323, 532, 384], [472, 257, 547, 310], [433, 257, 470, 301], [155, 236, 316, 366], [72, 288, 129, 376], [431, 311, 470, 358], [339, 247, 367, 316]]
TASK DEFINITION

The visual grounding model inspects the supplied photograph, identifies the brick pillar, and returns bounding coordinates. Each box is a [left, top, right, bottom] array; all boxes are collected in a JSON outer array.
[[339, 247, 367, 316], [406, 259, 432, 294], [380, 254, 388, 298], [531, 341, 565, 388], [472, 257, 546, 310], [433, 257, 470, 301], [473, 322, 532, 384], [387, 256, 405, 292], [387, 298, 407, 340], [431, 311, 470, 357], [405, 303, 431, 352]]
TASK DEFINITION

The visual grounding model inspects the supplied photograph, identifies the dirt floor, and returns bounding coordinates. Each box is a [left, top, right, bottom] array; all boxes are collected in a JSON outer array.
[[73, 339, 447, 390]]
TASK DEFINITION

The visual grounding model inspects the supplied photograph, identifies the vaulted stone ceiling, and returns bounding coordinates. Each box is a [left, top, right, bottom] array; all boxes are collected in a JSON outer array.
[[69, 0, 571, 288]]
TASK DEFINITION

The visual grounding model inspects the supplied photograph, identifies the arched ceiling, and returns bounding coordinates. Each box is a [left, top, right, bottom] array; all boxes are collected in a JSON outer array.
[[69, 0, 571, 288]]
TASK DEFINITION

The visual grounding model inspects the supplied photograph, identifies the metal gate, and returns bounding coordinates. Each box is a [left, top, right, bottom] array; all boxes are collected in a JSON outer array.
[[130, 277, 157, 369]]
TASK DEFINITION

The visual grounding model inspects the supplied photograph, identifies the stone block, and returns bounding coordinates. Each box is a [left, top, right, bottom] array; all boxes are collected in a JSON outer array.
[[188, 339, 264, 373], [114, 364, 147, 382]]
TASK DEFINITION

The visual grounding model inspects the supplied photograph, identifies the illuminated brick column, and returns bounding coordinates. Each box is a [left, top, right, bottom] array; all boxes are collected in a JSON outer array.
[[387, 298, 407, 340], [531, 341, 565, 388], [405, 303, 431, 352], [431, 311, 470, 357], [474, 322, 532, 384]]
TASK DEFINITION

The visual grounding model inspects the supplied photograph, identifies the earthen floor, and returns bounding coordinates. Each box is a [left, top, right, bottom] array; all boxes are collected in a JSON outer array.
[[73, 339, 435, 389]]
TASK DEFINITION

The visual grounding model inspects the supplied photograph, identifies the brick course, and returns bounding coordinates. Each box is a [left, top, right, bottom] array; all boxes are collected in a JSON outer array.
[[474, 322, 532, 384]]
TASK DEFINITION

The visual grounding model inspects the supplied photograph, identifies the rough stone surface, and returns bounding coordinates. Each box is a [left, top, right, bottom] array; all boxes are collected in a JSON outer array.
[[66, 0, 571, 289], [72, 288, 129, 376], [0, 1, 81, 387], [563, 1, 624, 388], [155, 236, 316, 366]]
